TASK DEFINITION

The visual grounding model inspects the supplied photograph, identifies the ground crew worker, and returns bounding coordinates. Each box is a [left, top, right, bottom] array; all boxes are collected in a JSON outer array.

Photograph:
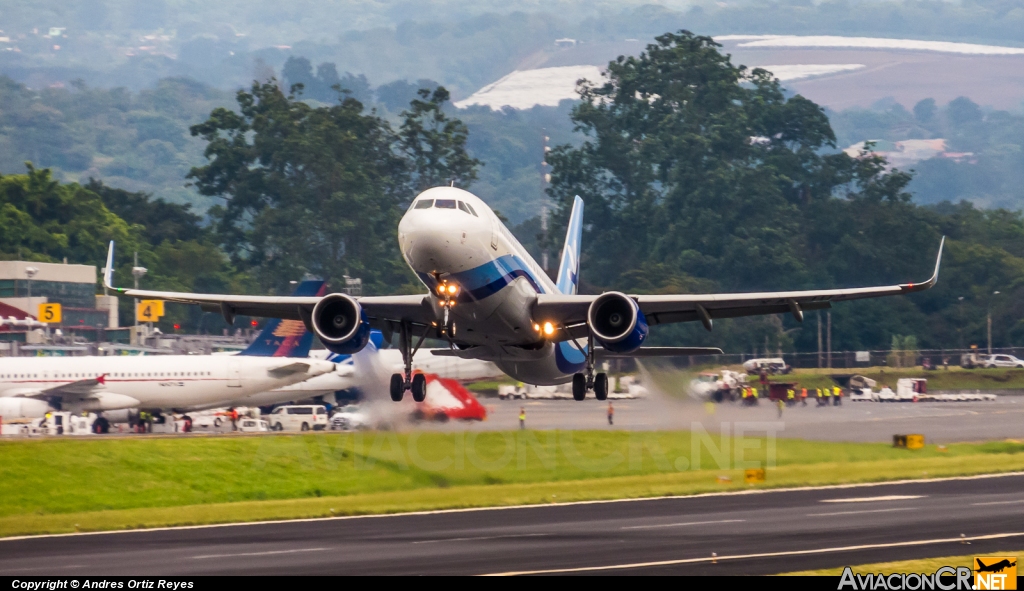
[[607, 402, 614, 426], [833, 386, 842, 406], [777, 398, 784, 418], [230, 407, 239, 431], [786, 388, 795, 406], [815, 388, 824, 406], [519, 407, 526, 430], [800, 388, 808, 406], [824, 387, 832, 407]]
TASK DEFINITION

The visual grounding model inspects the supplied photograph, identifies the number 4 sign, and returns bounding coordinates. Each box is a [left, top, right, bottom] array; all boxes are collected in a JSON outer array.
[[136, 300, 165, 323]]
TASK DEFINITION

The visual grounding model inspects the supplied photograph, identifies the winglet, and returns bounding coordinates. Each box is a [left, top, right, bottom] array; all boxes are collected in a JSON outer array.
[[103, 241, 118, 292], [901, 236, 944, 292]]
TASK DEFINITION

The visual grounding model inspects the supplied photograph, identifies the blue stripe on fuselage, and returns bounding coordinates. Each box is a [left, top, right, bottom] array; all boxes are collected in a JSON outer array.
[[417, 254, 547, 302]]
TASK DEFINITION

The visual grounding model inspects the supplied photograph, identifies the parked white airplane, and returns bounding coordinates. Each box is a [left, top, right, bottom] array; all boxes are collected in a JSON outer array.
[[0, 280, 336, 419], [0, 354, 335, 419], [104, 186, 943, 403]]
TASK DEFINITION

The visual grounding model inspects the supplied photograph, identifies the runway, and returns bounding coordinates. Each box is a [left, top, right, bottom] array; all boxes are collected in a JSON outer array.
[[3, 473, 1023, 575]]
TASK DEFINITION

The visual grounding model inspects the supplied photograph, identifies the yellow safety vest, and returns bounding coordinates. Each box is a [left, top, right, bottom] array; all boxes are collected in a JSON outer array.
[[824, 388, 832, 397], [833, 386, 841, 397], [787, 389, 794, 399]]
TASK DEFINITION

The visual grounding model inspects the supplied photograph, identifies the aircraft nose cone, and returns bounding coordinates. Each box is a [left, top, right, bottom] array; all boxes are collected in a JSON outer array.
[[400, 208, 488, 274]]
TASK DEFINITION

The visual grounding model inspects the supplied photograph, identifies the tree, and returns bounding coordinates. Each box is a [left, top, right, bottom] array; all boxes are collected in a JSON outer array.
[[400, 87, 481, 192], [913, 98, 936, 124], [545, 31, 963, 352], [188, 80, 479, 293]]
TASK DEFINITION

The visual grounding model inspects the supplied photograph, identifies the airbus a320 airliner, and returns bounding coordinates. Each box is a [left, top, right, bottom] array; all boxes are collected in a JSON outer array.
[[104, 187, 943, 403]]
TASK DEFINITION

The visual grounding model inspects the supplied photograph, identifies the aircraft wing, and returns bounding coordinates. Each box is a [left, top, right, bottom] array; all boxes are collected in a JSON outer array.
[[535, 238, 944, 333], [103, 242, 434, 328]]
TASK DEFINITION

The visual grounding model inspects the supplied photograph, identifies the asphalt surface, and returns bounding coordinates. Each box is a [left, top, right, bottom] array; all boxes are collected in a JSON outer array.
[[419, 395, 1024, 444], [3, 473, 1023, 576]]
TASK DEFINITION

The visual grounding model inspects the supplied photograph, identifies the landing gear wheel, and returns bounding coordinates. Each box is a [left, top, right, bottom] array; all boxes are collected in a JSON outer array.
[[411, 373, 427, 402], [594, 373, 609, 401], [390, 373, 405, 402], [572, 373, 587, 401]]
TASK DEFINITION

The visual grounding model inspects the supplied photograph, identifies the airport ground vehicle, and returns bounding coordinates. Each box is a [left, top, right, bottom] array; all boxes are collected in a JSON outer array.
[[267, 405, 328, 431], [238, 418, 269, 432], [329, 405, 370, 431], [741, 358, 791, 375], [982, 354, 1024, 368], [689, 369, 747, 401]]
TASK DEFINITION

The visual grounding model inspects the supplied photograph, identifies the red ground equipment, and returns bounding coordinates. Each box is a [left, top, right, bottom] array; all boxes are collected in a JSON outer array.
[[414, 374, 487, 422]]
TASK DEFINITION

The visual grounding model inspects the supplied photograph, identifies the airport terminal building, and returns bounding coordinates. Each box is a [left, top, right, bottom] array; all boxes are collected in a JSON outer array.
[[0, 260, 119, 348]]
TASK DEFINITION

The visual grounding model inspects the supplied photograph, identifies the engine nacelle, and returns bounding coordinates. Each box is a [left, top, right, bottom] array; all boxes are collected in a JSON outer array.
[[311, 293, 371, 355], [103, 409, 139, 424], [587, 291, 649, 354], [0, 397, 51, 419]]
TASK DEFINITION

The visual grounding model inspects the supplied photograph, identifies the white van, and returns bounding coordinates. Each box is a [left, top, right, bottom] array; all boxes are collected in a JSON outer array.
[[267, 405, 328, 431]]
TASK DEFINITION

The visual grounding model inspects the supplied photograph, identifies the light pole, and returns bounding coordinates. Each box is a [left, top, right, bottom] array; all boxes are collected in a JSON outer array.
[[957, 296, 965, 351], [24, 266, 38, 302], [132, 252, 147, 345], [988, 290, 1000, 355]]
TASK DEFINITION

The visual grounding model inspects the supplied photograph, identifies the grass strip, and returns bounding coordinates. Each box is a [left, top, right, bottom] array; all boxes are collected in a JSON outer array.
[[2, 452, 1022, 538], [781, 550, 1024, 576]]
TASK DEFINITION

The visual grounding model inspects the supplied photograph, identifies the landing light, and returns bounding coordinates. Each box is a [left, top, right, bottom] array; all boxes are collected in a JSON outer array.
[[447, 284, 458, 296], [543, 322, 555, 336], [533, 323, 541, 332]]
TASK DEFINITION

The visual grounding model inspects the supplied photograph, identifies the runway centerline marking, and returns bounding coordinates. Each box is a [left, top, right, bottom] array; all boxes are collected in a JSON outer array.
[[483, 531, 1024, 575], [971, 500, 1024, 506], [192, 547, 328, 559], [621, 519, 745, 530], [806, 508, 917, 517], [413, 533, 548, 544], [820, 495, 923, 503]]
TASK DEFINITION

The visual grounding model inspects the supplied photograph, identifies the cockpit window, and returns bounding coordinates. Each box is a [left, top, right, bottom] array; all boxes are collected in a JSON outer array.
[[413, 199, 433, 209], [463, 202, 478, 216], [435, 199, 457, 209], [457, 201, 473, 215]]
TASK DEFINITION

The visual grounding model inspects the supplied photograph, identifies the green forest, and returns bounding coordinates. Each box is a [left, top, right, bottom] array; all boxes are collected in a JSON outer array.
[[0, 31, 1022, 353]]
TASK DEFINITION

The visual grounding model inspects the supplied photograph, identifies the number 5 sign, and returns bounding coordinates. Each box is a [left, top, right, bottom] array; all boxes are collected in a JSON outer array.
[[38, 303, 62, 323], [136, 300, 165, 323]]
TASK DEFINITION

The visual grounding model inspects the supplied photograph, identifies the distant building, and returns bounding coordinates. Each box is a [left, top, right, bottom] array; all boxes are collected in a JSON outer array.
[[843, 139, 974, 168], [0, 261, 118, 343]]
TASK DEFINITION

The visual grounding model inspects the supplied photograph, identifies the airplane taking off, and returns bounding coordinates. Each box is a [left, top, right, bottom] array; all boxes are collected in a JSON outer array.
[[104, 186, 944, 403]]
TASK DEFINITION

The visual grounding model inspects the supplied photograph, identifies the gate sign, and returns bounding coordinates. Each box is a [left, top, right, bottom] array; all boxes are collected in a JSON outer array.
[[38, 303, 61, 324], [136, 300, 165, 323]]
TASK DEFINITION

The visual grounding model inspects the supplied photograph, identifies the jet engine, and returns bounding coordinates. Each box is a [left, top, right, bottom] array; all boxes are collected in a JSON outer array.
[[311, 293, 371, 355], [587, 291, 648, 353], [0, 397, 50, 419]]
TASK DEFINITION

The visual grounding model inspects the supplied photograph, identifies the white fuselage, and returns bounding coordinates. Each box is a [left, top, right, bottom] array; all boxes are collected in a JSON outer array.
[[397, 187, 584, 384], [0, 355, 335, 416]]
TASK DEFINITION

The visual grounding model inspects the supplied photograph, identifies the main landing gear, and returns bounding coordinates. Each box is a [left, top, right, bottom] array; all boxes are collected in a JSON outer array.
[[390, 322, 429, 403], [570, 326, 609, 402]]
